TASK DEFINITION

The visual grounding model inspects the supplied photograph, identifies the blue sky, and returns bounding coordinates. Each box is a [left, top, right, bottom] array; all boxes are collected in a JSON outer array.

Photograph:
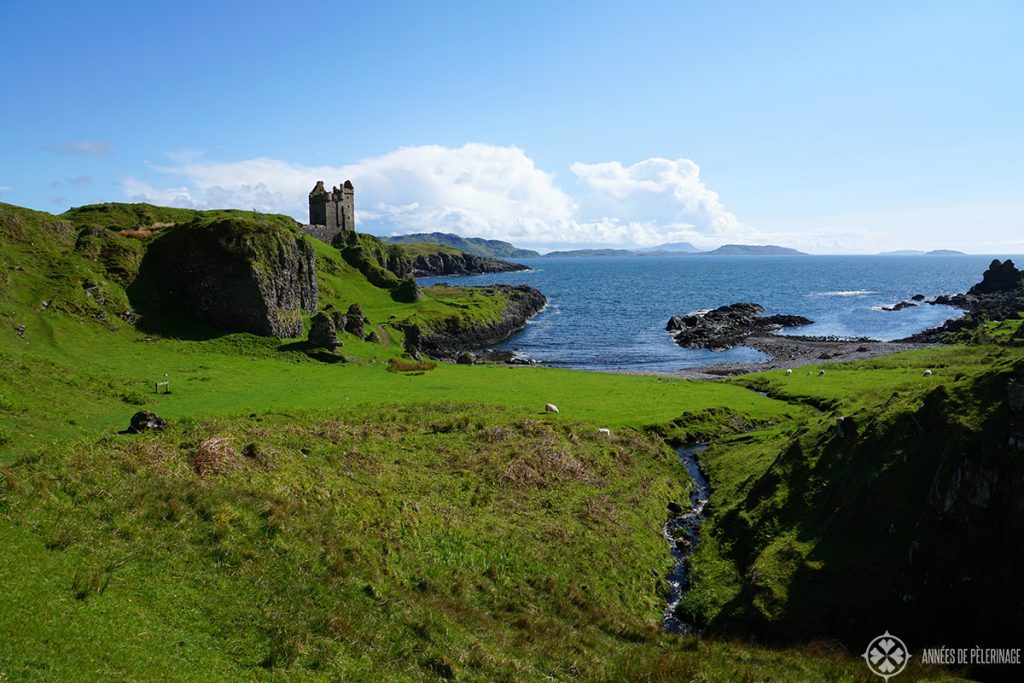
[[1, 1, 1022, 253]]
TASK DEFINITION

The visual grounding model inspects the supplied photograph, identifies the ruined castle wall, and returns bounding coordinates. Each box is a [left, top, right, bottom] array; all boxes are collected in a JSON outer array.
[[302, 223, 345, 245]]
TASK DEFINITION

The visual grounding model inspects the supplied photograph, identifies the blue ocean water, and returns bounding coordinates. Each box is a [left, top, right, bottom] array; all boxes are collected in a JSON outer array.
[[418, 255, 1016, 372]]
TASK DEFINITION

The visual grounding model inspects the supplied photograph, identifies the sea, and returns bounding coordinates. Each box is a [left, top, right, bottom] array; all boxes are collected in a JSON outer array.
[[417, 255, 1019, 373]]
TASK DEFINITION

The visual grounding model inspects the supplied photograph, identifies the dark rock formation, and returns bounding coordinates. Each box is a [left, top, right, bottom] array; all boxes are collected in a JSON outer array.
[[365, 330, 380, 344], [344, 303, 367, 338], [308, 311, 338, 349], [1009, 378, 1024, 413], [667, 501, 684, 514], [135, 217, 317, 337], [666, 303, 813, 350], [900, 259, 1024, 342], [912, 294, 926, 301], [456, 352, 476, 365], [414, 285, 546, 358], [411, 251, 529, 277], [882, 301, 917, 311], [969, 259, 1021, 295], [129, 410, 166, 433]]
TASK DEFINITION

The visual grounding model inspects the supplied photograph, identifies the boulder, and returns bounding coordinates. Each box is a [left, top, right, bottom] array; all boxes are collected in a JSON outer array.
[[456, 351, 476, 365], [912, 294, 926, 302], [667, 501, 684, 514], [365, 330, 380, 344], [344, 303, 367, 338], [129, 410, 166, 433], [308, 311, 338, 349], [882, 301, 917, 312]]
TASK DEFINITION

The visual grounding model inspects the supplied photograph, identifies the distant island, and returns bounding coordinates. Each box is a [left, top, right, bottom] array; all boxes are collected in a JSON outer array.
[[542, 248, 636, 258], [541, 243, 807, 257], [702, 244, 806, 256], [380, 232, 808, 258], [638, 241, 701, 253], [380, 232, 540, 259], [878, 249, 967, 256]]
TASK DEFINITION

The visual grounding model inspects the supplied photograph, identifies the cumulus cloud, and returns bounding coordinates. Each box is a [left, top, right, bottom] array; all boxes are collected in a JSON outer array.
[[41, 139, 112, 157], [121, 144, 815, 249]]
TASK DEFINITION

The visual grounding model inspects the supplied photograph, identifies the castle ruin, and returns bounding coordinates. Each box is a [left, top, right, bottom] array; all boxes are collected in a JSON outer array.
[[304, 180, 355, 244]]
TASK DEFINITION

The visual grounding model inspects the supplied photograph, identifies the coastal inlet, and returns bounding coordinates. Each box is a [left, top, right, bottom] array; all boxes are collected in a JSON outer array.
[[663, 444, 711, 634]]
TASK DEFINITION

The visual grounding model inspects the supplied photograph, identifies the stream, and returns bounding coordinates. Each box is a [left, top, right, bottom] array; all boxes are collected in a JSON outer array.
[[663, 444, 711, 634]]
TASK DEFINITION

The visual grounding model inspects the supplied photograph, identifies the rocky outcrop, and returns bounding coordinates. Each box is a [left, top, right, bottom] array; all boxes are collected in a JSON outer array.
[[882, 301, 917, 311], [410, 285, 546, 358], [666, 303, 813, 350], [411, 251, 529, 277], [969, 258, 1021, 295], [136, 217, 317, 337], [899, 259, 1024, 342], [308, 311, 338, 349], [344, 303, 367, 338]]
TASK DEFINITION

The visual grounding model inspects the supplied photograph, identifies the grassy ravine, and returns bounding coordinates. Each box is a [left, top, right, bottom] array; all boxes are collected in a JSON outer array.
[[0, 201, 991, 680]]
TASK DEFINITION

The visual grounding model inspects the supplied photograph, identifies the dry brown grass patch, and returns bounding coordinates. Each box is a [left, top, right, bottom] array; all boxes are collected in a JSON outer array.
[[190, 437, 242, 476]]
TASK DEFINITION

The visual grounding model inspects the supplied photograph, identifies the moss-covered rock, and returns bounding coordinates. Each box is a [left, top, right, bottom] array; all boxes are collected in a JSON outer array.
[[134, 216, 317, 337]]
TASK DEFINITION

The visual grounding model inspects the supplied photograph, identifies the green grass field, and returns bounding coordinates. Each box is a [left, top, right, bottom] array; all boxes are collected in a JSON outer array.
[[0, 201, 1002, 680]]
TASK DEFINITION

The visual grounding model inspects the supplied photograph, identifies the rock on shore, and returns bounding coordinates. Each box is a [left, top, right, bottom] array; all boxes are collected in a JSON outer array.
[[901, 259, 1024, 342], [666, 302, 813, 350]]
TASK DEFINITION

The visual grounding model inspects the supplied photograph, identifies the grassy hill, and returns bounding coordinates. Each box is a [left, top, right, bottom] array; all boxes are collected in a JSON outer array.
[[380, 232, 540, 259], [1, 200, 1009, 680]]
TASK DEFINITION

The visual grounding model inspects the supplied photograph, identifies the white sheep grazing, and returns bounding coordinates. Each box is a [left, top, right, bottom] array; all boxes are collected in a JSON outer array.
[[785, 369, 793, 376], [598, 428, 611, 437], [923, 369, 933, 377], [818, 369, 826, 376], [545, 403, 559, 414]]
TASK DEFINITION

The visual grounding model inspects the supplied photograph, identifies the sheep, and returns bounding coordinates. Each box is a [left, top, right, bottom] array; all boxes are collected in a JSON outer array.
[[785, 369, 793, 376], [923, 369, 933, 377], [545, 403, 559, 414], [598, 427, 611, 437], [818, 369, 826, 376]]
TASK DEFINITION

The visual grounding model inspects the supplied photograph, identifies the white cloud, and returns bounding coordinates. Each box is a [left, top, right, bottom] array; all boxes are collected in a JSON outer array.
[[122, 144, 876, 251]]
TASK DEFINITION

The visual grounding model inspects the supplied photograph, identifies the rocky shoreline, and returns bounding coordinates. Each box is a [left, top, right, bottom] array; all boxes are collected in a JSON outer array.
[[666, 302, 813, 350], [658, 336, 939, 380], [410, 284, 547, 359], [411, 252, 529, 277]]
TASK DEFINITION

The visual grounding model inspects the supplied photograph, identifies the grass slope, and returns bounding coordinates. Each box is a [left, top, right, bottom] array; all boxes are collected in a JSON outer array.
[[0, 404, 886, 682]]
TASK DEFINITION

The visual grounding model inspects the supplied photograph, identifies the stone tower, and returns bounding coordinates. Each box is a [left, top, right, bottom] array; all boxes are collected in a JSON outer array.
[[307, 180, 356, 244]]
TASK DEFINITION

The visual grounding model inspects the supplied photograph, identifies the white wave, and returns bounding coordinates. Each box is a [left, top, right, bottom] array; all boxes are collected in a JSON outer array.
[[811, 290, 878, 297]]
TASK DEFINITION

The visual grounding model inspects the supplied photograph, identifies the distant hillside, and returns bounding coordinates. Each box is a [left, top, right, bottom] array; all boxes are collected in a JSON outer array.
[[381, 232, 540, 259], [702, 244, 807, 256], [542, 248, 636, 258], [926, 249, 966, 255]]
